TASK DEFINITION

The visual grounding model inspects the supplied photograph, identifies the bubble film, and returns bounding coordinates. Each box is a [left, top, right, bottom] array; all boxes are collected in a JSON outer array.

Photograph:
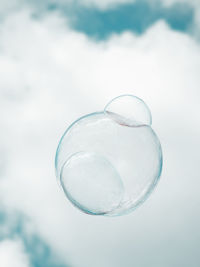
[[55, 95, 162, 216]]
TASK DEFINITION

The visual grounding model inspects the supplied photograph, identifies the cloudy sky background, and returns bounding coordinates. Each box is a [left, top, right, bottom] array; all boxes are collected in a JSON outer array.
[[0, 0, 200, 266]]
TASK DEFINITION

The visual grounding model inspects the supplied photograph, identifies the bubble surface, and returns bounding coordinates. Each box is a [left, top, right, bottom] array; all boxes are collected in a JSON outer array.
[[55, 95, 162, 216]]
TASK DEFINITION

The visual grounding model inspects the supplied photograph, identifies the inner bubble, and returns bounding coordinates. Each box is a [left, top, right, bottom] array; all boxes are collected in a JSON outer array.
[[104, 95, 152, 127], [60, 151, 124, 215]]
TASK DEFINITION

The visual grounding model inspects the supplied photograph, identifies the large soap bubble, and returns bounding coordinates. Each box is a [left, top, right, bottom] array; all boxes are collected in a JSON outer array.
[[55, 95, 162, 216]]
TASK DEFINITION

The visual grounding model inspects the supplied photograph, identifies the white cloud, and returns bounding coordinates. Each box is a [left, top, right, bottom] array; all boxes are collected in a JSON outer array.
[[0, 8, 200, 267], [0, 239, 30, 267], [82, 0, 200, 11], [0, 0, 132, 13], [160, 0, 198, 7], [0, 0, 198, 13], [77, 0, 134, 9]]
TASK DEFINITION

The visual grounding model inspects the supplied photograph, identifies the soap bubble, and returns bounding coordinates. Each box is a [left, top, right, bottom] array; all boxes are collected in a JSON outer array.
[[104, 94, 152, 126], [55, 95, 162, 216]]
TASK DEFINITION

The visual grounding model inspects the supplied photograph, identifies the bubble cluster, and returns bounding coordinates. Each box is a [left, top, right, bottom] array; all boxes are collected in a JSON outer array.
[[55, 95, 162, 216]]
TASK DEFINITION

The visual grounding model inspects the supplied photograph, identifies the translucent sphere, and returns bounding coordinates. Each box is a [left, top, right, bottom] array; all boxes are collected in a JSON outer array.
[[55, 95, 162, 216]]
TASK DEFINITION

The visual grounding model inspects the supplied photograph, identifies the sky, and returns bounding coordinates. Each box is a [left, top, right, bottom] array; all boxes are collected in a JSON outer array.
[[0, 0, 200, 267]]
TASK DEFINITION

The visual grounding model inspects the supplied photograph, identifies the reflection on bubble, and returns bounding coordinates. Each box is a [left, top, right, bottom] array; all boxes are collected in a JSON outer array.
[[55, 95, 162, 216]]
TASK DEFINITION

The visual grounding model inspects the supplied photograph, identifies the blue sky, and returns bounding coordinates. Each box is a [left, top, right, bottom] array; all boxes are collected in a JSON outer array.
[[68, 2, 194, 39], [0, 0, 200, 267], [44, 1, 195, 39], [0, 211, 69, 267]]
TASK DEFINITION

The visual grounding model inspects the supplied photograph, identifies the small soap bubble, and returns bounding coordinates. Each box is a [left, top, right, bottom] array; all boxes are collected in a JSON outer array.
[[55, 95, 162, 216], [104, 94, 152, 127]]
